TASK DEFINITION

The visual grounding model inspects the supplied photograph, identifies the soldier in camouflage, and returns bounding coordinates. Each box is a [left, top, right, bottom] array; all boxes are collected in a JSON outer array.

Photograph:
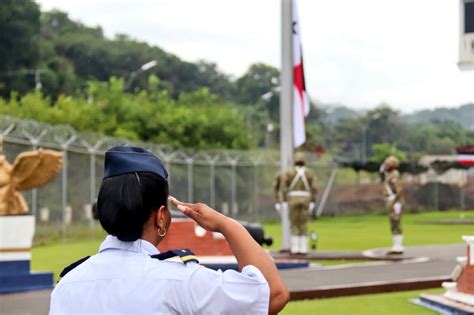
[[281, 152, 318, 254], [272, 172, 284, 213], [380, 156, 404, 254]]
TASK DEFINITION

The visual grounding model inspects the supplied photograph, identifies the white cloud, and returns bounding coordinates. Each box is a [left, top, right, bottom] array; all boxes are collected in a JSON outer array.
[[37, 0, 474, 112]]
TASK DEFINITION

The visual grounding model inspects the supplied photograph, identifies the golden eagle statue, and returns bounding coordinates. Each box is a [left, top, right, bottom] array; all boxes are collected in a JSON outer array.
[[0, 145, 63, 216]]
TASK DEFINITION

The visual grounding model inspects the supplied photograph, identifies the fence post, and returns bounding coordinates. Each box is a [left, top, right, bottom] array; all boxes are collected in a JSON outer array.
[[253, 162, 259, 221], [55, 131, 76, 238], [210, 160, 216, 208], [186, 158, 194, 203], [81, 138, 103, 228], [22, 126, 48, 217], [230, 161, 237, 217]]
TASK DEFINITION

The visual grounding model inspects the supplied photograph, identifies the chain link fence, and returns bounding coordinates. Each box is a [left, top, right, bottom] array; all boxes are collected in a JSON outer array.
[[1, 115, 471, 239], [0, 116, 338, 229]]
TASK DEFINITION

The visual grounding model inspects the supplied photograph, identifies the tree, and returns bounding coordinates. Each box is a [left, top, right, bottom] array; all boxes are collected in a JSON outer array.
[[0, 0, 41, 96], [370, 143, 407, 164], [195, 60, 236, 100], [235, 63, 280, 120], [0, 78, 251, 150]]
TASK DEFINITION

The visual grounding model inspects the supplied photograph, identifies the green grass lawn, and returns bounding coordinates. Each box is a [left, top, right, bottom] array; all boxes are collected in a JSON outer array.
[[264, 210, 474, 250], [32, 239, 103, 282], [32, 210, 473, 280], [282, 288, 444, 315], [31, 210, 473, 313]]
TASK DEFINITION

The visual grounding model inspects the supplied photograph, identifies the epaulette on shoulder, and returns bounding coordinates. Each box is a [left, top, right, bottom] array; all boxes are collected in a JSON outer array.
[[59, 256, 91, 280], [151, 249, 199, 265]]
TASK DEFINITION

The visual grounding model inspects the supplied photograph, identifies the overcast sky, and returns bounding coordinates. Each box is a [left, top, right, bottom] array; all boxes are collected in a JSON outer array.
[[37, 0, 473, 112]]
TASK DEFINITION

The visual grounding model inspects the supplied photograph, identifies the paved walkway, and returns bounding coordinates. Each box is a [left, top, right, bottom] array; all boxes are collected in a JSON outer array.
[[0, 244, 465, 314], [281, 244, 465, 299], [0, 289, 50, 315]]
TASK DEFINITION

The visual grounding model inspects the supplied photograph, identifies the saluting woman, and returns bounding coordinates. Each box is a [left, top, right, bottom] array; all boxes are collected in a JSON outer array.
[[50, 146, 289, 314]]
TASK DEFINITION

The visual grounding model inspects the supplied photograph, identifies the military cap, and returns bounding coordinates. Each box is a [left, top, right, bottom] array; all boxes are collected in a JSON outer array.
[[294, 152, 306, 164], [383, 156, 400, 168], [103, 146, 168, 180]]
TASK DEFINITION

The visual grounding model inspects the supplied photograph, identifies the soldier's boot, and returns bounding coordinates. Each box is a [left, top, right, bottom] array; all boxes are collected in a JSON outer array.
[[299, 236, 308, 255], [291, 235, 300, 255], [389, 234, 404, 254]]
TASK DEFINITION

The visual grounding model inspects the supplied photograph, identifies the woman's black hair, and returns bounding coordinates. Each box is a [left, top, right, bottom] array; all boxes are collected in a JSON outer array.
[[97, 172, 168, 242]]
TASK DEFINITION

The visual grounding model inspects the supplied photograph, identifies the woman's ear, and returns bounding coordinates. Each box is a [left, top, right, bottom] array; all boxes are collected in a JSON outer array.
[[155, 205, 167, 228]]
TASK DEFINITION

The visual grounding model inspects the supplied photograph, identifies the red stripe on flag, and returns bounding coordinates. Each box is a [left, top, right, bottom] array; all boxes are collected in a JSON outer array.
[[458, 155, 474, 166]]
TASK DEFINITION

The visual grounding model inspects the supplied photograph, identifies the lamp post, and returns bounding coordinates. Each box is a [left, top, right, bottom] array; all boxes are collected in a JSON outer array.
[[124, 60, 157, 91], [265, 122, 275, 148], [34, 70, 42, 91], [259, 88, 280, 148], [0, 69, 42, 91]]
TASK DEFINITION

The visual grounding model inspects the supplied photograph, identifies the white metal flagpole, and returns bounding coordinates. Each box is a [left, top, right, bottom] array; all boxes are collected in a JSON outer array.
[[280, 0, 294, 250]]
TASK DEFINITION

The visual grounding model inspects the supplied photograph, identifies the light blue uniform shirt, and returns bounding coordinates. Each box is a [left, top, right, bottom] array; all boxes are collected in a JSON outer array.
[[50, 235, 270, 314]]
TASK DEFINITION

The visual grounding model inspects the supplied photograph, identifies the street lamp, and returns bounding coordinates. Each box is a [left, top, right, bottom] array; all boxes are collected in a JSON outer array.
[[34, 70, 42, 91], [124, 60, 158, 91], [259, 88, 280, 148], [0, 69, 42, 91]]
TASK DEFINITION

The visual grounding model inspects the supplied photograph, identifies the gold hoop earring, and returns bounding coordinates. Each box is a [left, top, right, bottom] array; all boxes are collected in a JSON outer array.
[[158, 227, 167, 237]]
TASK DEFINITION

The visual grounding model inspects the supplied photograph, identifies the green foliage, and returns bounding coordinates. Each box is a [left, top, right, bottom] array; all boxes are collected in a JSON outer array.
[[282, 288, 443, 315], [1, 2, 472, 155], [0, 0, 41, 96], [405, 103, 474, 129], [31, 210, 473, 282], [235, 63, 281, 126], [326, 104, 471, 161], [370, 143, 407, 164], [0, 78, 250, 149], [264, 210, 473, 251]]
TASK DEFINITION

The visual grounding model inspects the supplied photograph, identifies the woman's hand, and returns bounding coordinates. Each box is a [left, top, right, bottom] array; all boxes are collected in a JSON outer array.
[[169, 197, 228, 233], [170, 196, 289, 313]]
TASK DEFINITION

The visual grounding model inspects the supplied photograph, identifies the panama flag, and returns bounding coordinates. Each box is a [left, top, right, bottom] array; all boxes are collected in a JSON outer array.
[[292, 0, 310, 148]]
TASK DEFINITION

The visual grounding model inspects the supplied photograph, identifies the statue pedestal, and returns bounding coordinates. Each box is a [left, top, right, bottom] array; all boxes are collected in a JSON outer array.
[[0, 215, 53, 293], [415, 235, 474, 314]]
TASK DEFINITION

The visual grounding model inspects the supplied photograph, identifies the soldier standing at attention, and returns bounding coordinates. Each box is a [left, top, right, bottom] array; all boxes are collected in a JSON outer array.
[[282, 152, 318, 254], [380, 156, 404, 254]]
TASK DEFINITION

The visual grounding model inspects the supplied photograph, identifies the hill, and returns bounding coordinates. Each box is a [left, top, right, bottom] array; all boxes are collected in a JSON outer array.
[[404, 103, 474, 129]]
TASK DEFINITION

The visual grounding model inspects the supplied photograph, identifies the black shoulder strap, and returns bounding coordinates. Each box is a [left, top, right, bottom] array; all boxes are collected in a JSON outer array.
[[59, 256, 91, 278], [59, 249, 199, 281], [151, 249, 199, 265]]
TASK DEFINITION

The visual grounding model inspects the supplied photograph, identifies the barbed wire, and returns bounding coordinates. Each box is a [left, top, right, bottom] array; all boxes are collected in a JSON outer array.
[[0, 115, 325, 167]]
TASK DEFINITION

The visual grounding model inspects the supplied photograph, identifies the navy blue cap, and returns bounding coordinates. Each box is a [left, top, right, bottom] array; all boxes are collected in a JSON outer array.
[[103, 146, 168, 180]]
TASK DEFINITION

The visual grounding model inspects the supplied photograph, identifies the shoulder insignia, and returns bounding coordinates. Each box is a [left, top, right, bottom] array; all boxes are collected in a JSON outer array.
[[151, 249, 199, 265], [59, 256, 90, 279]]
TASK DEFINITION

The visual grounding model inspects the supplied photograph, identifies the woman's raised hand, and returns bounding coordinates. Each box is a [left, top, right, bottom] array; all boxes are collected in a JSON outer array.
[[170, 196, 290, 313], [169, 197, 228, 232]]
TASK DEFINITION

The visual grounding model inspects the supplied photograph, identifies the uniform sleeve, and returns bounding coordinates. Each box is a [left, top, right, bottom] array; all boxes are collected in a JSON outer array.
[[271, 173, 282, 202], [391, 171, 403, 200], [185, 265, 270, 314], [282, 171, 291, 201], [309, 171, 318, 201]]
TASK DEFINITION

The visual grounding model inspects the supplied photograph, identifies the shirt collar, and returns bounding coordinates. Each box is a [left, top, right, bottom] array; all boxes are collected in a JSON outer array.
[[99, 235, 160, 255]]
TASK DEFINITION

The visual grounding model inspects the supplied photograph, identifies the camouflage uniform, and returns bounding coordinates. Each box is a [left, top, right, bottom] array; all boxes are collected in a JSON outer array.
[[271, 172, 284, 205], [381, 156, 404, 254], [282, 153, 318, 254], [272, 172, 291, 250]]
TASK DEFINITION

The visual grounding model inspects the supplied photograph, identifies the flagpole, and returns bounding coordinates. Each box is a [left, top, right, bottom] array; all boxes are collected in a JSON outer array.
[[280, 0, 293, 251]]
